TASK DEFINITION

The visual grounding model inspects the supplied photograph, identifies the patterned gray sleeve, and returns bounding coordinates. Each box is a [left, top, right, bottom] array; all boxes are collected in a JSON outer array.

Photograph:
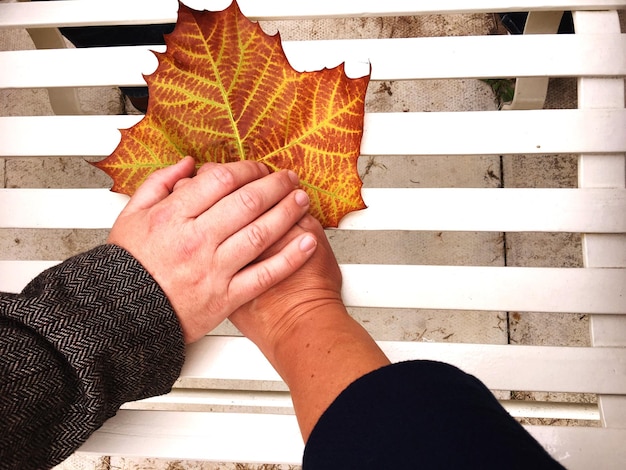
[[0, 244, 185, 470]]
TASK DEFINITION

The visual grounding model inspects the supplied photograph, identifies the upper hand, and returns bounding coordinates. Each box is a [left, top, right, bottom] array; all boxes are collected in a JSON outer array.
[[107, 157, 317, 343]]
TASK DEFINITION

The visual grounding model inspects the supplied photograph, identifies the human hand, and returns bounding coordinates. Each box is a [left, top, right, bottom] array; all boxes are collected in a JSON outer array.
[[229, 214, 343, 361], [108, 157, 317, 343], [230, 215, 389, 441]]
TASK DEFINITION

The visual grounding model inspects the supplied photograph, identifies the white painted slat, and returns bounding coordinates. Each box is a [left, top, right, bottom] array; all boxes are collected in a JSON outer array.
[[3, 260, 624, 313], [0, 189, 129, 229], [0, 115, 140, 158], [341, 264, 626, 314], [381, 341, 626, 394], [0, 47, 162, 89], [361, 110, 626, 156], [575, 10, 626, 431], [177, 337, 626, 394], [78, 410, 626, 466], [2, 0, 625, 29], [0, 0, 178, 29], [188, 336, 620, 394], [584, 234, 626, 268], [0, 260, 59, 294], [1, 109, 624, 158], [598, 395, 626, 428], [181, 336, 283, 382], [79, 410, 304, 464], [2, 34, 624, 89], [526, 427, 626, 470], [285, 34, 626, 80], [501, 401, 599, 421], [341, 188, 626, 233], [2, 187, 624, 233]]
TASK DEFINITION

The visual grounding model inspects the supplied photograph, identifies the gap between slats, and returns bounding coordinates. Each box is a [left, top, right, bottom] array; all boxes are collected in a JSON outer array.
[[121, 388, 600, 422], [1, 109, 625, 157]]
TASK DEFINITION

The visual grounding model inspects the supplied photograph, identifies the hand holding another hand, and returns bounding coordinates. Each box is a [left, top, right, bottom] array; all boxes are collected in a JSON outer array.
[[108, 157, 317, 343], [108, 156, 387, 442]]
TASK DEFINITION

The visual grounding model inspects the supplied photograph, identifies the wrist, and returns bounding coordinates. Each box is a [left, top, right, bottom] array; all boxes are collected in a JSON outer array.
[[269, 301, 390, 440], [267, 298, 347, 363]]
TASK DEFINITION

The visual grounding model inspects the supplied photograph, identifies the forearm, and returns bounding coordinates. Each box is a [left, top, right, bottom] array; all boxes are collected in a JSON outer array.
[[0, 245, 185, 470], [269, 302, 390, 441]]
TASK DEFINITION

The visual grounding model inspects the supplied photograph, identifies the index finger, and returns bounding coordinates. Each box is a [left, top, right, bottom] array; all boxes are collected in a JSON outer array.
[[122, 156, 197, 214]]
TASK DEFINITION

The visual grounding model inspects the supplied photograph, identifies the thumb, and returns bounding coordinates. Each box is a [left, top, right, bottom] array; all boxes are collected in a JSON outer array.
[[123, 156, 196, 213]]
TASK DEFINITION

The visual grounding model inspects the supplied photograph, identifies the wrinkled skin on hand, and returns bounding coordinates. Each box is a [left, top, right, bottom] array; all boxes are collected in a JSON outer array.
[[230, 214, 343, 361]]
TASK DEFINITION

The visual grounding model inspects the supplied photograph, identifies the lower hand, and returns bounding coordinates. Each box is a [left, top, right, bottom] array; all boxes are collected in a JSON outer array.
[[230, 215, 389, 441], [229, 214, 343, 361]]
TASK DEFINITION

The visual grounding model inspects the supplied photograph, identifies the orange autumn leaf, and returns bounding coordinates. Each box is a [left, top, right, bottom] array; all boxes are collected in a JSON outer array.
[[94, 1, 369, 227]]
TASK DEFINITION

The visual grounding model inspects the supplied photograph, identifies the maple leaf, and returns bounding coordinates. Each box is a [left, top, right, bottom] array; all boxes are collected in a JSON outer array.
[[93, 0, 369, 227]]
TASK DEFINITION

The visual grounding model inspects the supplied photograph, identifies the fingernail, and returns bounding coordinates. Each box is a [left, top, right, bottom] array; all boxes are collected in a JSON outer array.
[[299, 234, 317, 253], [287, 170, 299, 186], [295, 189, 309, 207]]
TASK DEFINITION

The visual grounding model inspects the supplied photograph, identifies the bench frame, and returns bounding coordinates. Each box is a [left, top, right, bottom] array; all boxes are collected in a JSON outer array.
[[1, 1, 625, 468]]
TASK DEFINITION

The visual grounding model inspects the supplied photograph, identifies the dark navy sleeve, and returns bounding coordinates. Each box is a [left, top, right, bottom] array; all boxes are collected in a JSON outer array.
[[303, 360, 565, 469]]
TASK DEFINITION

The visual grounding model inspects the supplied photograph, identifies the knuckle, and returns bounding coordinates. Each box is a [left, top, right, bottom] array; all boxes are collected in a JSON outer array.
[[245, 223, 269, 250], [211, 165, 236, 189], [167, 224, 204, 261], [255, 263, 276, 290], [282, 194, 302, 219], [143, 169, 170, 193], [172, 177, 191, 192], [146, 166, 167, 182], [270, 171, 295, 194], [238, 188, 263, 213], [279, 169, 298, 188], [177, 235, 201, 261]]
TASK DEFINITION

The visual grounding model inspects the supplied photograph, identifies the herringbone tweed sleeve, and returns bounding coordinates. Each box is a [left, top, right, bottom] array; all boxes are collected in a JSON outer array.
[[0, 244, 185, 470]]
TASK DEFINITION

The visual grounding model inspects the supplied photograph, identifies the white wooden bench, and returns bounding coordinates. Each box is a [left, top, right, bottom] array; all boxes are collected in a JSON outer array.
[[1, 0, 625, 468]]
